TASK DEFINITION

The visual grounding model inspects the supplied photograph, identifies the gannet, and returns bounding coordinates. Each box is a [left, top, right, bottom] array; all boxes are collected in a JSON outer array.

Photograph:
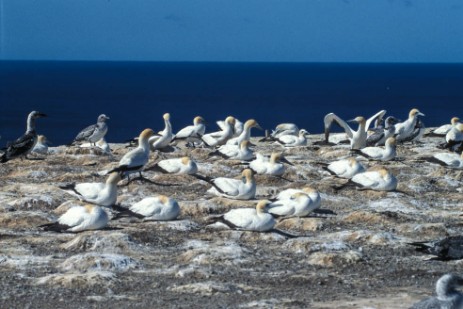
[[80, 138, 112, 154], [59, 172, 121, 207], [39, 204, 108, 233], [149, 156, 198, 175], [394, 108, 425, 142], [249, 152, 293, 176], [366, 116, 399, 146], [275, 129, 309, 147], [410, 274, 463, 309], [202, 116, 236, 147], [355, 137, 397, 161], [0, 111, 47, 163], [323, 110, 386, 149], [217, 117, 243, 137], [350, 166, 397, 191], [442, 123, 463, 150], [172, 116, 206, 146], [271, 123, 299, 138], [31, 135, 50, 155], [113, 195, 180, 221], [149, 113, 174, 151], [268, 189, 321, 217], [205, 169, 256, 200], [427, 117, 460, 136], [108, 128, 154, 179], [226, 119, 262, 145], [322, 157, 366, 179], [210, 200, 276, 232], [423, 152, 463, 169], [208, 140, 254, 161], [71, 114, 109, 146], [409, 236, 463, 261]]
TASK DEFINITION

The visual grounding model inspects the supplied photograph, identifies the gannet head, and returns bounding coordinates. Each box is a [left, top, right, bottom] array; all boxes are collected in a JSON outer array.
[[29, 111, 47, 119], [256, 200, 271, 214], [244, 119, 263, 130], [299, 129, 309, 136], [348, 116, 366, 125], [225, 116, 236, 126], [385, 116, 400, 127], [435, 274, 463, 299], [139, 128, 155, 141], [242, 169, 254, 183], [451, 117, 460, 125], [158, 195, 169, 204], [37, 135, 48, 144], [106, 172, 122, 185], [302, 186, 317, 194], [347, 157, 358, 167], [271, 153, 293, 165], [98, 114, 110, 122], [163, 113, 171, 121], [194, 116, 205, 125], [368, 166, 390, 178], [409, 108, 425, 118], [181, 156, 191, 165], [84, 204, 95, 213], [385, 137, 396, 147]]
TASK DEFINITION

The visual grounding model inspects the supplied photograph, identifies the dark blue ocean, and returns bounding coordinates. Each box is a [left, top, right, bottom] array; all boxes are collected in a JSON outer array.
[[1, 61, 462, 145]]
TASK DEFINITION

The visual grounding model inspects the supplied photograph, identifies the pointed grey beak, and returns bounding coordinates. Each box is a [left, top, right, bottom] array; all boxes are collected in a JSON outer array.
[[255, 124, 263, 130], [281, 157, 294, 166], [418, 112, 425, 117], [37, 113, 47, 118], [347, 119, 357, 123]]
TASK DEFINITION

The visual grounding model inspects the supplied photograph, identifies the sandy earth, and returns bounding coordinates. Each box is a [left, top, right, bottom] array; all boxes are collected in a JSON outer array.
[[0, 132, 462, 308]]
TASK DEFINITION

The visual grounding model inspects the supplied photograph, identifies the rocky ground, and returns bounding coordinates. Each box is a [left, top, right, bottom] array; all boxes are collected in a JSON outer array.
[[0, 132, 462, 308]]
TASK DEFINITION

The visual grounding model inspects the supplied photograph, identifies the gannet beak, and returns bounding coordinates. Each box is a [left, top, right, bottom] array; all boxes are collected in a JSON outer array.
[[347, 119, 356, 123], [418, 112, 425, 117], [255, 124, 263, 130], [281, 157, 294, 166], [38, 113, 48, 118]]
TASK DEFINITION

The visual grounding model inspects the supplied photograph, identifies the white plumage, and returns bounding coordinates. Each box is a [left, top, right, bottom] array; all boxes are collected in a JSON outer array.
[[202, 116, 236, 147], [220, 200, 276, 232], [206, 169, 256, 200], [394, 108, 425, 142], [268, 189, 321, 217], [174, 116, 206, 144], [226, 119, 262, 145], [275, 129, 309, 147], [129, 196, 180, 221], [271, 123, 299, 138], [249, 152, 292, 176], [31, 135, 50, 154], [154, 156, 198, 174], [217, 117, 243, 137], [351, 166, 397, 191], [42, 204, 109, 233], [149, 113, 174, 150], [357, 137, 397, 161], [212, 140, 254, 161], [325, 157, 365, 179], [431, 117, 460, 136]]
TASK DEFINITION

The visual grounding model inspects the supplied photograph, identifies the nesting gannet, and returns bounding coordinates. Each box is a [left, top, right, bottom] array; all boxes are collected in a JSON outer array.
[[350, 166, 398, 191], [409, 236, 463, 261], [410, 274, 463, 309], [59, 172, 121, 207], [394, 108, 425, 142], [226, 119, 262, 145], [31, 135, 50, 155], [208, 140, 254, 161], [0, 111, 47, 163], [149, 156, 198, 175], [210, 200, 276, 232], [108, 128, 154, 179], [217, 117, 243, 137], [71, 114, 109, 146], [275, 129, 309, 147], [442, 123, 463, 151], [80, 138, 112, 154], [322, 157, 366, 179], [114, 195, 180, 221], [268, 188, 321, 217], [366, 116, 399, 146], [205, 169, 256, 200], [423, 152, 463, 169], [149, 113, 174, 151], [323, 110, 386, 150], [172, 116, 206, 146], [249, 152, 293, 176], [202, 116, 236, 147], [355, 137, 397, 161], [427, 117, 461, 137], [39, 204, 108, 233], [271, 123, 299, 138]]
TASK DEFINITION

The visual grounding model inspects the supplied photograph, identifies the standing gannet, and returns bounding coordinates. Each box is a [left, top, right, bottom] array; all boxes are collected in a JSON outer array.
[[442, 124, 463, 151], [271, 123, 299, 138], [202, 116, 236, 147], [275, 129, 309, 147], [31, 135, 50, 155], [366, 116, 399, 146], [226, 119, 262, 145], [59, 172, 121, 207], [249, 152, 293, 176], [108, 128, 154, 179], [210, 200, 276, 232], [208, 140, 254, 161], [149, 113, 174, 151], [355, 137, 397, 161], [394, 108, 425, 142], [350, 166, 397, 191], [172, 116, 206, 146], [410, 274, 463, 309], [323, 110, 386, 150], [113, 195, 180, 221], [428, 117, 461, 136], [422, 152, 463, 169], [149, 156, 198, 175], [268, 189, 321, 217], [217, 117, 243, 137], [322, 157, 366, 179], [71, 114, 109, 146], [205, 169, 256, 200], [0, 111, 47, 163], [39, 204, 108, 233]]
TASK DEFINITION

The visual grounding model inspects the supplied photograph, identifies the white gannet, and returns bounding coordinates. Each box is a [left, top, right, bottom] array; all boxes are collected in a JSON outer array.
[[217, 117, 243, 137], [114, 195, 180, 221], [271, 123, 299, 138], [268, 189, 321, 217], [323, 110, 386, 150], [149, 113, 174, 151], [428, 117, 461, 136], [149, 156, 198, 175], [31, 135, 50, 155], [394, 108, 425, 142], [205, 169, 256, 200], [172, 116, 206, 146], [350, 166, 397, 191], [39, 204, 108, 233], [210, 200, 276, 232], [202, 116, 236, 147], [410, 274, 463, 309], [1, 111, 47, 163], [71, 114, 109, 146], [249, 152, 293, 176], [423, 152, 463, 169], [108, 128, 154, 179], [275, 129, 309, 147], [208, 140, 254, 161], [442, 123, 463, 150], [80, 137, 112, 154], [322, 157, 366, 179], [59, 172, 121, 207], [366, 116, 399, 146], [355, 137, 397, 161], [226, 119, 262, 145]]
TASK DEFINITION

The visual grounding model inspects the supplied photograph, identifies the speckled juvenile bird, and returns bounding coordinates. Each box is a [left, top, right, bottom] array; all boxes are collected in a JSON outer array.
[[70, 114, 109, 146]]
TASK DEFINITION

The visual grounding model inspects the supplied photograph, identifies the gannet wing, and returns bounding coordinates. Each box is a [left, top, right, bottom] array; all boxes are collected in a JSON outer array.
[[365, 110, 387, 131], [324, 113, 354, 140], [74, 124, 97, 141]]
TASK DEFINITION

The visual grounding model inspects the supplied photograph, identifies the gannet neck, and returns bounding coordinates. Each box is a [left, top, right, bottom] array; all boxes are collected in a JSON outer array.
[[138, 129, 155, 149], [242, 169, 254, 184], [240, 140, 250, 150], [26, 113, 36, 133], [256, 200, 270, 214], [106, 172, 122, 185], [193, 116, 204, 125], [436, 274, 463, 299]]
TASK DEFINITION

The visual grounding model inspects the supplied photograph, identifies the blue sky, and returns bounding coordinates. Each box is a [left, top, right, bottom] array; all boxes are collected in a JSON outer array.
[[1, 0, 462, 62]]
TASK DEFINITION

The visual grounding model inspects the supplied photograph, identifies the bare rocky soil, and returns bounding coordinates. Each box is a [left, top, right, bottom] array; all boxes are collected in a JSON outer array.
[[0, 133, 462, 308]]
